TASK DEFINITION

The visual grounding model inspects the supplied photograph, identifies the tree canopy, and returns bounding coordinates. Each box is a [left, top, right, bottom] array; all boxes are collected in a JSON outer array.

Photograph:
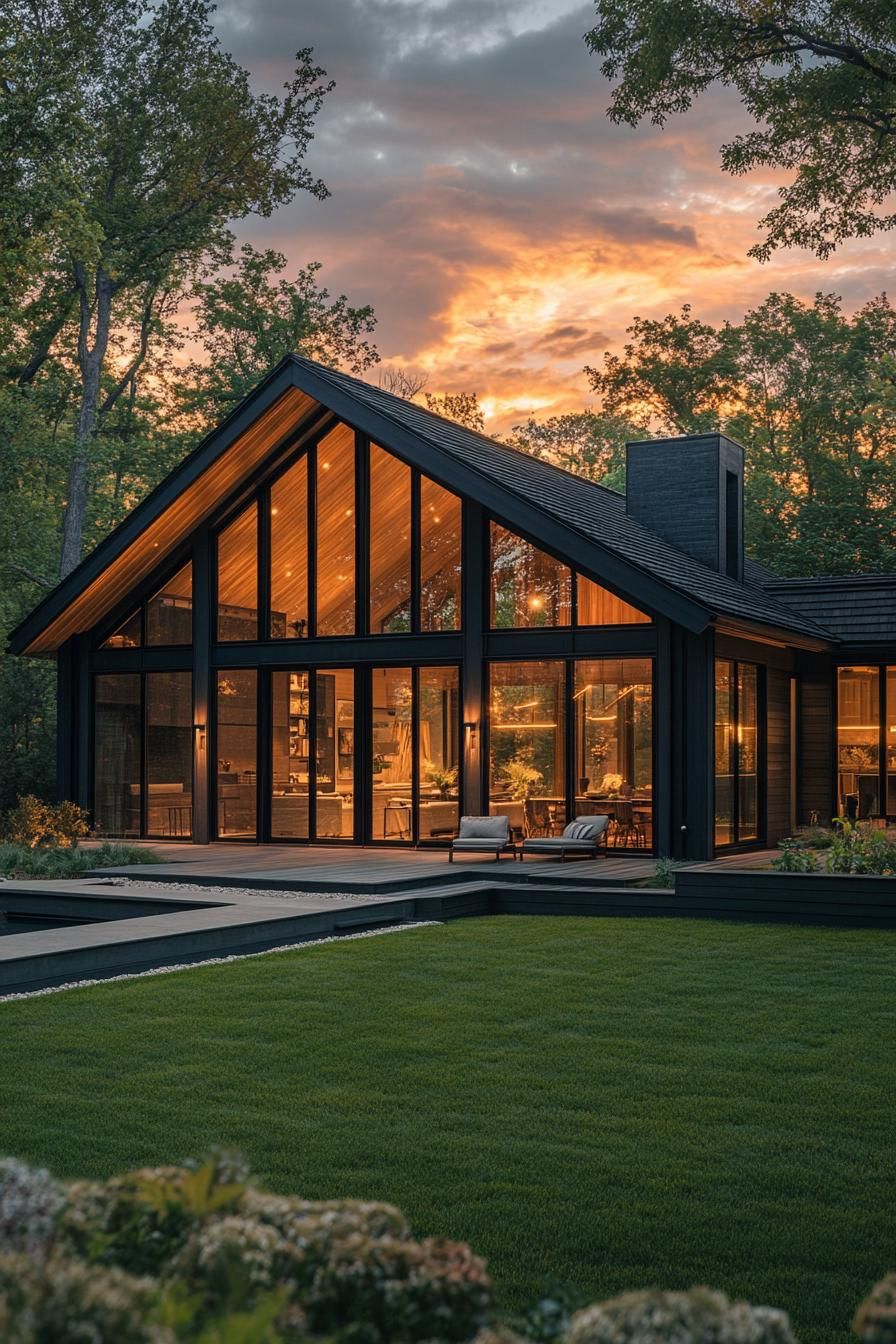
[[585, 291, 896, 575], [585, 0, 896, 258]]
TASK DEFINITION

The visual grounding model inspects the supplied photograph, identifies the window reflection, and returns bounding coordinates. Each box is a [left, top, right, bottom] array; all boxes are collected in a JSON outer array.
[[418, 666, 459, 839], [371, 667, 414, 839], [217, 504, 258, 641], [575, 659, 653, 849], [216, 669, 257, 838], [271, 671, 309, 838], [146, 563, 192, 646], [94, 674, 141, 836], [316, 669, 355, 837], [145, 672, 192, 837], [101, 610, 141, 649], [715, 658, 760, 846], [837, 666, 880, 819], [490, 525, 571, 628], [420, 478, 461, 631], [271, 457, 308, 639], [370, 445, 411, 633], [488, 661, 566, 838], [316, 424, 355, 636]]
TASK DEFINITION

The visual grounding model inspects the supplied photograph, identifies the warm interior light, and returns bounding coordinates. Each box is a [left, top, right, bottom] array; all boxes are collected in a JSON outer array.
[[271, 507, 278, 516], [528, 594, 544, 610], [493, 722, 557, 730], [321, 461, 330, 470]]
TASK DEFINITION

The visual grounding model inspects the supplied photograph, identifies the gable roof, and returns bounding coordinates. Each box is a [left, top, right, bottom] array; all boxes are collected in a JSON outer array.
[[9, 354, 834, 656]]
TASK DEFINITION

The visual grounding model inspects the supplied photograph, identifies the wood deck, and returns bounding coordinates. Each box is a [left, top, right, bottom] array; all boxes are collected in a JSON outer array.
[[89, 840, 781, 895]]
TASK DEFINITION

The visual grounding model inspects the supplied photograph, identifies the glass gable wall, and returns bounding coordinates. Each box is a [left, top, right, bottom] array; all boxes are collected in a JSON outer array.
[[92, 415, 664, 850]]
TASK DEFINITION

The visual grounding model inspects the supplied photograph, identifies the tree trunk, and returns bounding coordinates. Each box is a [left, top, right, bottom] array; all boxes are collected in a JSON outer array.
[[60, 264, 113, 578]]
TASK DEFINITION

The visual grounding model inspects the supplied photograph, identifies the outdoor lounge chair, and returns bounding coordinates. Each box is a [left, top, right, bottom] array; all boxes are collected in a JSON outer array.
[[449, 815, 516, 862], [519, 815, 609, 861]]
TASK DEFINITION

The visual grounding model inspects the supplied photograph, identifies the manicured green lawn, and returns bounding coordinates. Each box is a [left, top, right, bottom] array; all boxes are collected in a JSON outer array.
[[1, 917, 892, 1342]]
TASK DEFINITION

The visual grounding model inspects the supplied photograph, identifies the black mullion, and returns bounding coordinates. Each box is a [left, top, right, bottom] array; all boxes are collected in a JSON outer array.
[[257, 667, 271, 843], [309, 668, 318, 842], [356, 666, 371, 842], [732, 661, 741, 845], [308, 441, 318, 637], [565, 658, 576, 826], [259, 483, 271, 642], [139, 671, 147, 839], [411, 665, 420, 844], [571, 570, 578, 628], [411, 471, 421, 635], [356, 433, 370, 637], [880, 664, 887, 819]]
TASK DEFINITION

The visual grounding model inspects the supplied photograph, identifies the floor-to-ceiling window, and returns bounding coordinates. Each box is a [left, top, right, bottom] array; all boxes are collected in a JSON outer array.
[[837, 665, 895, 820], [418, 667, 460, 839], [488, 661, 567, 837], [94, 674, 141, 837], [714, 659, 761, 847], [271, 669, 355, 840], [216, 669, 257, 838], [574, 659, 653, 848], [94, 672, 192, 839], [145, 672, 192, 837], [369, 666, 460, 841]]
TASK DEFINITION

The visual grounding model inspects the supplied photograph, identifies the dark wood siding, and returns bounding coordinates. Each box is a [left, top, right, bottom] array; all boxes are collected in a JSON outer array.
[[766, 667, 792, 844], [797, 654, 835, 826]]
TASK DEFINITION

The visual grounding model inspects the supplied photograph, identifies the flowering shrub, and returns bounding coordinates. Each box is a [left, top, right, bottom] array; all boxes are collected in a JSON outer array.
[[0, 1253, 170, 1343], [0, 1151, 877, 1343], [854, 1271, 896, 1342], [2, 795, 90, 849], [566, 1287, 796, 1344], [0, 1158, 65, 1257]]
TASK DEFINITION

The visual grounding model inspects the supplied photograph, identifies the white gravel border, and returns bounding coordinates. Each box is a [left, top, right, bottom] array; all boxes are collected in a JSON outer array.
[[0, 921, 442, 1005], [108, 877, 402, 902]]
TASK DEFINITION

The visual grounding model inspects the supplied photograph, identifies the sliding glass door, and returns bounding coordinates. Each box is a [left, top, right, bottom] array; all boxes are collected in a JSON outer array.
[[370, 666, 460, 842], [271, 668, 356, 841]]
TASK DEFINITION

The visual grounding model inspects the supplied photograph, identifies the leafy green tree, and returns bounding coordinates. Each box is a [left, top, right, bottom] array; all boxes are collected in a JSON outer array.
[[505, 410, 641, 489], [585, 1, 896, 257], [2, 0, 334, 576], [180, 245, 378, 429], [586, 291, 896, 574]]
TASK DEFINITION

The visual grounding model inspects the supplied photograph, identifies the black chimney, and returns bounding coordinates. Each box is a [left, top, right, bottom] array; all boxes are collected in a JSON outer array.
[[625, 432, 744, 582]]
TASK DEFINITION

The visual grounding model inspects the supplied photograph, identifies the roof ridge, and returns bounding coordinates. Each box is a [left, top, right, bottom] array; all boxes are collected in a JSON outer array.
[[290, 357, 628, 502]]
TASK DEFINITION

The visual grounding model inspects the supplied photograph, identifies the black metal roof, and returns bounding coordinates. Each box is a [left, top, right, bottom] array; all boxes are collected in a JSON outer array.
[[290, 359, 833, 643], [759, 575, 896, 646]]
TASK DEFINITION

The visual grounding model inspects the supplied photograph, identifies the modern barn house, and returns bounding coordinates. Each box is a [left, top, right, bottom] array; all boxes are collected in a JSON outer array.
[[9, 357, 896, 859]]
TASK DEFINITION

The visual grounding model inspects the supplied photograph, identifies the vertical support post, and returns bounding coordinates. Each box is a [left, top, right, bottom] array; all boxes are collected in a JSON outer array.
[[192, 527, 211, 843], [461, 500, 485, 818], [654, 617, 673, 857], [75, 634, 91, 812], [56, 640, 75, 803], [670, 626, 715, 859]]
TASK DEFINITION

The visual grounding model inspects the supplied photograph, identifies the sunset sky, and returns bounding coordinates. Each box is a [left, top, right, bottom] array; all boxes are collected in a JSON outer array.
[[217, 0, 894, 432]]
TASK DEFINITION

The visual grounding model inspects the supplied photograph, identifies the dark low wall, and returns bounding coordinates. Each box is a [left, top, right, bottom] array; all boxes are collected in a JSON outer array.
[[674, 869, 896, 927]]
